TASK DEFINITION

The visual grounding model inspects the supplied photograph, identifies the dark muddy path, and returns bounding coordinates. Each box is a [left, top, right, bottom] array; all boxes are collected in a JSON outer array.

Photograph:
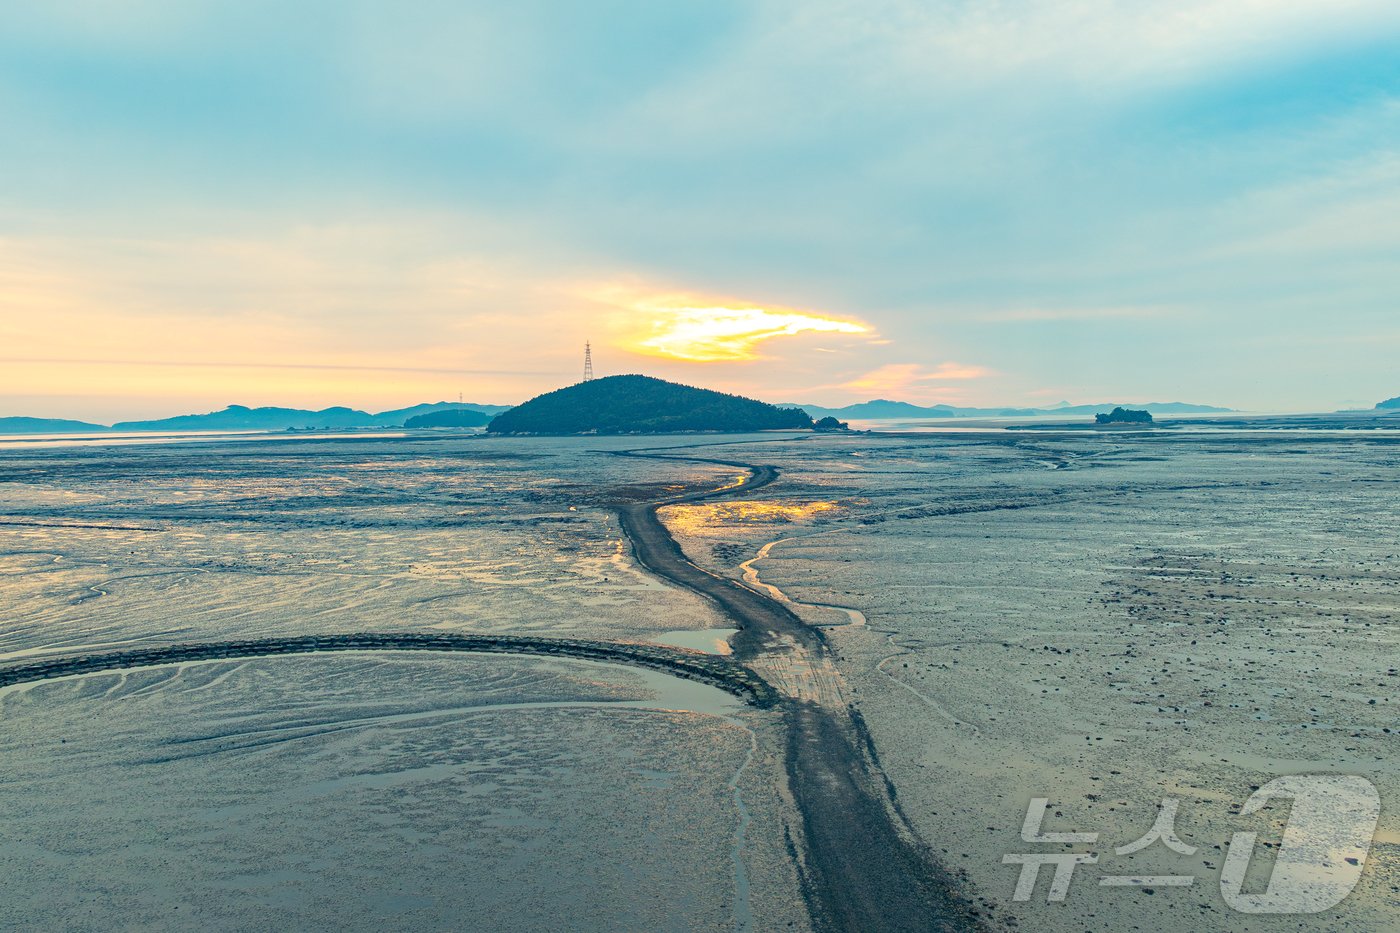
[[612, 448, 980, 933]]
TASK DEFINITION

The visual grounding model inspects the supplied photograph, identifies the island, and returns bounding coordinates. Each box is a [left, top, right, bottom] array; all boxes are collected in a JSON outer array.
[[0, 416, 106, 434], [813, 416, 851, 432], [1094, 407, 1154, 425], [108, 402, 506, 432], [404, 409, 491, 428], [486, 374, 815, 434]]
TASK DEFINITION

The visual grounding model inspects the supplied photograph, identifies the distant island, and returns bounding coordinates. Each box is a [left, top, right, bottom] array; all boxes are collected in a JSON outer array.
[[404, 409, 491, 428], [0, 416, 108, 434], [113, 402, 509, 432], [115, 405, 378, 432], [0, 401, 511, 434], [487, 375, 814, 435], [1095, 407, 1153, 425], [1377, 396, 1400, 410], [785, 398, 1232, 420]]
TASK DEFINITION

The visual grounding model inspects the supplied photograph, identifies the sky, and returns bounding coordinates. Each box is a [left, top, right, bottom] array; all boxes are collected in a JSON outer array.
[[2, 0, 1399, 421]]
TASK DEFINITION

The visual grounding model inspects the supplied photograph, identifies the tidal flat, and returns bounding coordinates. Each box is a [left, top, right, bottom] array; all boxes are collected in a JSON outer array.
[[0, 652, 774, 931], [1, 429, 1396, 931], [660, 428, 1399, 932], [0, 435, 806, 932]]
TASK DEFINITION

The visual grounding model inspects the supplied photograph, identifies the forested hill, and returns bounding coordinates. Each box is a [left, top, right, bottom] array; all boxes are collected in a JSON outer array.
[[487, 375, 815, 434]]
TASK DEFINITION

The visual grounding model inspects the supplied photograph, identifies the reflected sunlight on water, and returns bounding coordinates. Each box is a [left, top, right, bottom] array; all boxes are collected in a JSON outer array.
[[659, 500, 841, 534]]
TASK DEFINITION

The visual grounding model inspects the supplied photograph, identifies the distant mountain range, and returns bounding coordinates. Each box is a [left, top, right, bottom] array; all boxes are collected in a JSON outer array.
[[0, 401, 512, 434], [39, 393, 1400, 434], [404, 408, 493, 428], [0, 416, 110, 434], [782, 399, 1234, 420], [489, 375, 812, 434]]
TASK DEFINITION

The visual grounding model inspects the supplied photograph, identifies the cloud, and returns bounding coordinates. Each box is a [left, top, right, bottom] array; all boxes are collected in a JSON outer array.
[[974, 307, 1168, 323], [632, 307, 867, 361], [584, 286, 870, 362], [0, 227, 589, 414], [4, 2, 1400, 413], [841, 362, 991, 399], [0, 358, 551, 377], [857, 0, 1400, 89]]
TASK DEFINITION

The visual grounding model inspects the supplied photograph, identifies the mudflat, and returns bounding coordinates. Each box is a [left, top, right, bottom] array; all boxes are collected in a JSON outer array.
[[1, 428, 1395, 931], [657, 427, 1399, 932]]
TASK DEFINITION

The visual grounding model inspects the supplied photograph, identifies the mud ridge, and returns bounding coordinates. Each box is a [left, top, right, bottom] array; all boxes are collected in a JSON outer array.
[[0, 632, 780, 707]]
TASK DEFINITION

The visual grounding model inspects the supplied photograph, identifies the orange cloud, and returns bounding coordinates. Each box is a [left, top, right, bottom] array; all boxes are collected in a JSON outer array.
[[843, 362, 990, 394], [585, 285, 870, 362], [0, 230, 581, 416]]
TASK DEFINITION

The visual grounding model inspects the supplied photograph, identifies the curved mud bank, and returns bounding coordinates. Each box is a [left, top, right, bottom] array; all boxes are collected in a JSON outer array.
[[0, 632, 780, 708]]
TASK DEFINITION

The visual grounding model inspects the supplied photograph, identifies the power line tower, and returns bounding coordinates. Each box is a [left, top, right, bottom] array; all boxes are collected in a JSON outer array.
[[583, 341, 594, 381]]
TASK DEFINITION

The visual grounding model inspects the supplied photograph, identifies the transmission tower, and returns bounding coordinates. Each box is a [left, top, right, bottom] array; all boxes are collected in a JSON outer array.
[[583, 341, 594, 381]]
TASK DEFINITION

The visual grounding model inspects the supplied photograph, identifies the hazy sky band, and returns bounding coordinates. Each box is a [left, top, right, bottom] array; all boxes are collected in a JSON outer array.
[[2, 1, 1399, 417], [0, 358, 568, 377]]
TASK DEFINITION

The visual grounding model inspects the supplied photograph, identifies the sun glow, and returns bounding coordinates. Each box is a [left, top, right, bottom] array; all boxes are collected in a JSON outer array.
[[589, 287, 868, 362], [635, 306, 866, 361]]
